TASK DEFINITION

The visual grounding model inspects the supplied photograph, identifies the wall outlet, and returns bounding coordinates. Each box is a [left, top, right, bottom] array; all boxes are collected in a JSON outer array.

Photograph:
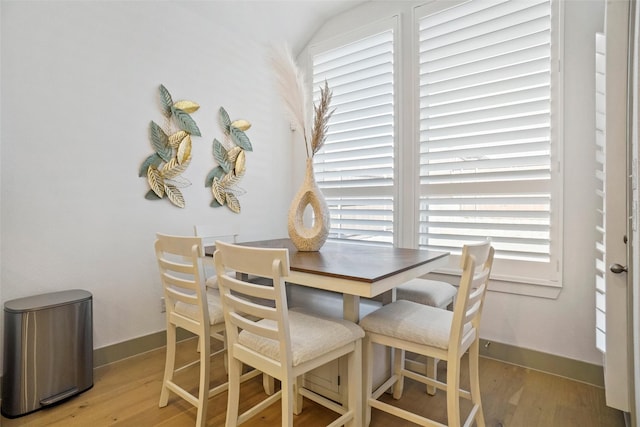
[[160, 297, 166, 313]]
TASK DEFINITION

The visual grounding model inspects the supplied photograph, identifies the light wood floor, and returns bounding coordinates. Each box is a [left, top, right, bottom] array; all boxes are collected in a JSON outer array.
[[2, 337, 625, 426]]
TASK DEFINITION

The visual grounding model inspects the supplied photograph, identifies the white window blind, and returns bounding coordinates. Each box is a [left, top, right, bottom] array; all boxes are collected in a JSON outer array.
[[311, 21, 396, 245], [417, 0, 561, 284], [594, 32, 606, 353]]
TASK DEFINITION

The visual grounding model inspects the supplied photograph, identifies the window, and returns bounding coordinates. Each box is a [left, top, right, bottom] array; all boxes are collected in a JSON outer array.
[[310, 18, 397, 245], [308, 0, 562, 291], [416, 0, 561, 286]]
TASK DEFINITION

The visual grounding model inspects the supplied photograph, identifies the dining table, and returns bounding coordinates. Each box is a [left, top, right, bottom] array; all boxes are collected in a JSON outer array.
[[205, 237, 450, 323], [205, 237, 450, 423]]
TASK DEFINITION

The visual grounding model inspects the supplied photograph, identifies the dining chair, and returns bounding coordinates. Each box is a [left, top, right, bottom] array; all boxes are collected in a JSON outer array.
[[154, 233, 260, 427], [213, 240, 364, 427], [396, 276, 458, 395], [360, 241, 494, 427], [194, 225, 277, 396]]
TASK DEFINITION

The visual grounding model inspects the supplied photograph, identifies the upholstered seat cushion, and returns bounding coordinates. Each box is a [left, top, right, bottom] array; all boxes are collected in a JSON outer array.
[[359, 300, 470, 350], [205, 269, 235, 290], [396, 278, 457, 308], [205, 275, 219, 289], [174, 288, 225, 325], [238, 309, 364, 366]]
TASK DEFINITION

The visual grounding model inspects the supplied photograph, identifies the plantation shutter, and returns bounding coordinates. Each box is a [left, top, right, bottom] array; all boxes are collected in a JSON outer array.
[[595, 32, 606, 353], [311, 21, 396, 245], [417, 0, 560, 284]]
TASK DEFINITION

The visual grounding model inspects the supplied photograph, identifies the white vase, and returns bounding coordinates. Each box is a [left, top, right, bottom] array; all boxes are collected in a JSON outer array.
[[288, 159, 330, 251]]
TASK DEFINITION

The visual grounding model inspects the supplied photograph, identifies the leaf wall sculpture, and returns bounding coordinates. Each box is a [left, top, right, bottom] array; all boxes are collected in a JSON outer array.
[[140, 84, 200, 208], [205, 106, 253, 213]]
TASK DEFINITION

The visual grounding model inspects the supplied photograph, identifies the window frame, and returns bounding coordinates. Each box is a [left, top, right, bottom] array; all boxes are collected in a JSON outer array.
[[412, 0, 564, 294], [308, 16, 400, 246], [304, 1, 564, 297]]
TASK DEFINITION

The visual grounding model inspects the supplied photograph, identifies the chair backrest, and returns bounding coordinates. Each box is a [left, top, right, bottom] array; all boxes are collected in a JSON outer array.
[[449, 241, 494, 353], [155, 233, 209, 328], [213, 241, 292, 370], [193, 225, 238, 251], [193, 225, 237, 281]]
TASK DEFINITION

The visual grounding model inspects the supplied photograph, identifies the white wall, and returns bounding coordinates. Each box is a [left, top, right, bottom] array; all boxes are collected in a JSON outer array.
[[0, 0, 304, 372], [305, 0, 606, 365]]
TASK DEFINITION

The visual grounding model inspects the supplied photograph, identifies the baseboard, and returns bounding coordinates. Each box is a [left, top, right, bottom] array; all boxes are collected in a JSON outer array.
[[0, 333, 604, 403], [479, 338, 604, 387], [93, 329, 194, 367], [90, 332, 604, 388]]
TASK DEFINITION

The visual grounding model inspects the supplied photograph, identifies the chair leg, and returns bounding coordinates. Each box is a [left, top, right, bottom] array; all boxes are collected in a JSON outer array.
[[222, 332, 229, 373], [263, 373, 275, 396], [392, 347, 405, 399], [469, 339, 486, 427], [212, 331, 228, 373], [426, 357, 438, 395], [159, 323, 177, 407], [195, 334, 210, 427], [281, 377, 294, 427], [293, 375, 303, 415], [446, 356, 462, 427], [347, 340, 362, 427], [364, 337, 374, 427], [225, 357, 242, 427]]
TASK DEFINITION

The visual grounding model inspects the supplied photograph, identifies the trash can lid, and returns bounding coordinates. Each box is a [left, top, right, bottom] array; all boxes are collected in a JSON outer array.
[[4, 289, 92, 313]]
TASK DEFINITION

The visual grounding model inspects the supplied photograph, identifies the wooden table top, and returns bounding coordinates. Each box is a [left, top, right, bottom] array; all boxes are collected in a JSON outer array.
[[205, 238, 449, 284]]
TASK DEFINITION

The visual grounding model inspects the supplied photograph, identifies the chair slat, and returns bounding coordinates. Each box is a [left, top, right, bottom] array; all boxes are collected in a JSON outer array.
[[165, 286, 198, 305], [228, 312, 280, 341], [162, 273, 198, 290], [223, 292, 278, 321], [221, 275, 277, 301], [158, 257, 199, 275]]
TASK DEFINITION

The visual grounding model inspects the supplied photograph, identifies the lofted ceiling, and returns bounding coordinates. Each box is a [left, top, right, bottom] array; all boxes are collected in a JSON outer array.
[[181, 0, 368, 54], [264, 0, 369, 53]]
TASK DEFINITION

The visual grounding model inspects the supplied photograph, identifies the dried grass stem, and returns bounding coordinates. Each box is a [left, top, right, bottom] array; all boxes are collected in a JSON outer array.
[[271, 45, 335, 159]]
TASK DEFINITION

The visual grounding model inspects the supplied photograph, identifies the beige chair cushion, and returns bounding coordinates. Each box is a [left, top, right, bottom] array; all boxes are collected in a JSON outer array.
[[206, 270, 234, 289], [205, 275, 219, 290], [238, 309, 364, 366], [396, 278, 457, 308], [174, 288, 225, 325], [359, 300, 470, 350]]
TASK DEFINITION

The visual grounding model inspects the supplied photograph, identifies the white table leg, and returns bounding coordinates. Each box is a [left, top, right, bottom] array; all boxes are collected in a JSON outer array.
[[343, 294, 360, 323], [342, 293, 368, 425]]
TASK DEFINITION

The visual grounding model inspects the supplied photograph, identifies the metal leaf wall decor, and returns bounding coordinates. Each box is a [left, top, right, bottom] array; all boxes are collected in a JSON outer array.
[[205, 107, 253, 213], [139, 84, 200, 208]]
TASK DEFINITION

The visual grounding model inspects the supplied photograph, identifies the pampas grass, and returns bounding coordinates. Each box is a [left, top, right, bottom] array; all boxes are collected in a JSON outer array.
[[311, 80, 335, 156], [269, 44, 310, 157], [270, 44, 335, 159]]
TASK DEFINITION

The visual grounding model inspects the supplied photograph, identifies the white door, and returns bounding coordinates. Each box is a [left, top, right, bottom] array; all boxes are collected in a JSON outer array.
[[595, 1, 632, 413], [629, 1, 640, 425]]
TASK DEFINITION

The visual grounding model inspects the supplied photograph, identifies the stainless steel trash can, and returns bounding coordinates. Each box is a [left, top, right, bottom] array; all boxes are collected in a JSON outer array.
[[2, 289, 93, 418]]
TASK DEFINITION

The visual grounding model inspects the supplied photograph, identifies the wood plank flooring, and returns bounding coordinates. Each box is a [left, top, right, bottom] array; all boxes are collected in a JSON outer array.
[[2, 337, 625, 426]]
